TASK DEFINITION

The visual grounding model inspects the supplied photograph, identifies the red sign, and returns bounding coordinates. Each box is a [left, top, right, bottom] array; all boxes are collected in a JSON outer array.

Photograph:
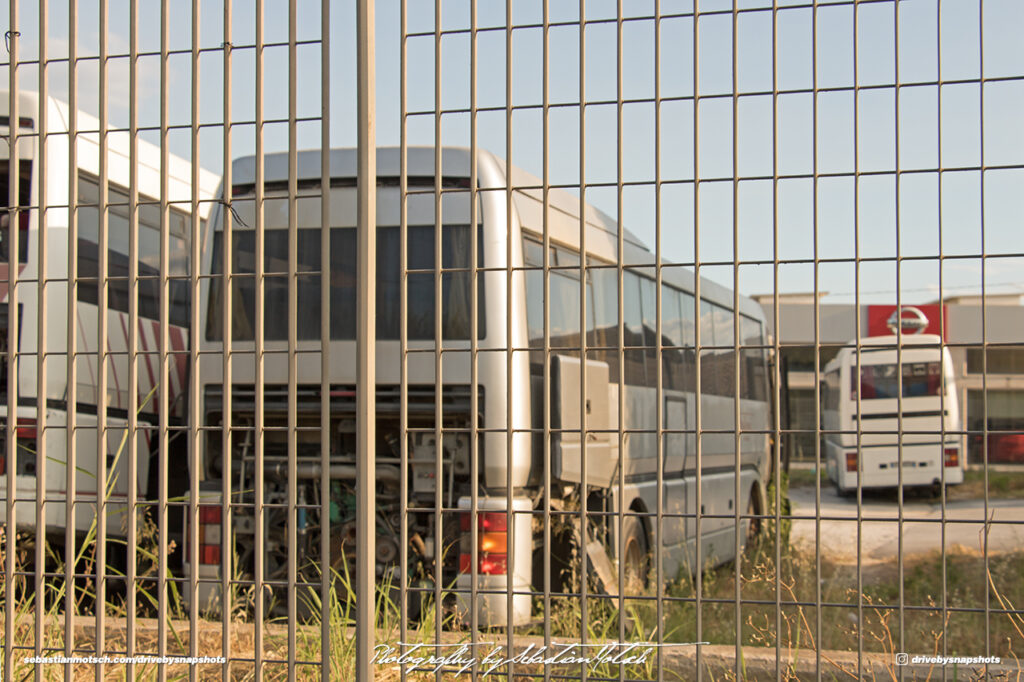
[[867, 305, 947, 339]]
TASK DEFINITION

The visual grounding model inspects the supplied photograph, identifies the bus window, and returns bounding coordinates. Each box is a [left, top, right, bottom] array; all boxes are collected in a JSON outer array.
[[206, 223, 484, 342], [0, 160, 31, 263], [662, 285, 684, 391], [623, 271, 646, 387], [740, 316, 768, 402], [588, 262, 618, 350], [853, 362, 942, 400]]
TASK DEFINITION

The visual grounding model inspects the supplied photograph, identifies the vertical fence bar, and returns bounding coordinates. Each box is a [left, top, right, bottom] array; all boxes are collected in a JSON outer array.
[[33, 2, 48, 677], [318, 0, 331, 678], [541, 2, 553, 680], [64, 1, 80, 676], [614, 0, 626, 665], [770, 4, 783, 676], [220, 1, 235, 676], [2, 0, 18, 675], [355, 0, 377, 678], [398, 0, 409, 676], [126, 0, 140, 676], [811, 3, 822, 681], [470, 0, 481, 670], [95, 0, 111, 671], [731, 2, 742, 678], [892, 4, 905, 677], [978, 1, 991, 673], [577, 0, 588, 676], [691, 6, 704, 678], [504, 0, 516, 673], [852, 1, 864, 678], [188, 0, 202, 677], [157, 1, 171, 676], [433, 0, 444, 669], [286, 0, 299, 677], [935, 5, 949, 677], [653, 3, 665, 679], [253, 0, 267, 676], [468, 0, 481, 676]]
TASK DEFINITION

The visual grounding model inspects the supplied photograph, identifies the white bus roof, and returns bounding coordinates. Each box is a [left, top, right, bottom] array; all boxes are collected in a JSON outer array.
[[0, 90, 220, 219], [226, 146, 765, 324]]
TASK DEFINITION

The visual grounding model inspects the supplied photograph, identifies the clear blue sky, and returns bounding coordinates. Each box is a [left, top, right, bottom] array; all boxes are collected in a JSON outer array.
[[4, 0, 1023, 303]]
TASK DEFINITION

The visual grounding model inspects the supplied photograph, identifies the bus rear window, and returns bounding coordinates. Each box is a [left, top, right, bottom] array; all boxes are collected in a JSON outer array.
[[206, 224, 484, 342], [0, 160, 31, 263], [852, 361, 942, 400]]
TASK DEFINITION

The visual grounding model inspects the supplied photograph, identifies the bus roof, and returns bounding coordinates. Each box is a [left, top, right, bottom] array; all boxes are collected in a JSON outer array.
[[1, 90, 220, 218], [227, 146, 766, 324]]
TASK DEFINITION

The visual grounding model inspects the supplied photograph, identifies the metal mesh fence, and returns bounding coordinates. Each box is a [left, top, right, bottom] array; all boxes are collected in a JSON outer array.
[[1, 0, 1023, 680]]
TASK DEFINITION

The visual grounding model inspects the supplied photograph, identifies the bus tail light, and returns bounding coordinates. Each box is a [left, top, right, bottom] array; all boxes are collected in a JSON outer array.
[[459, 512, 509, 575], [187, 504, 223, 566], [0, 418, 39, 475], [846, 451, 858, 472], [944, 448, 959, 468]]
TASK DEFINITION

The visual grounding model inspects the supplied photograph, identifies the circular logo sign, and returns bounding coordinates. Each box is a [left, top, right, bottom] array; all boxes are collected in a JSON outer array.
[[886, 306, 929, 335]]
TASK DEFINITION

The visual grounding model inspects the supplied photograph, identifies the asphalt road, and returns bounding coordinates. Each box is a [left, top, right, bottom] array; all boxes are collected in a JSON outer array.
[[787, 485, 1024, 563]]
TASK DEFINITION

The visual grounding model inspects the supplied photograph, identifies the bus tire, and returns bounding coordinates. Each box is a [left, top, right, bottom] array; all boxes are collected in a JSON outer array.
[[745, 486, 763, 546], [621, 515, 649, 591]]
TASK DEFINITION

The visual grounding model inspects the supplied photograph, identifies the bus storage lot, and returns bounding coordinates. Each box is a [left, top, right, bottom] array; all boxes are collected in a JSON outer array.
[[788, 471, 1024, 563]]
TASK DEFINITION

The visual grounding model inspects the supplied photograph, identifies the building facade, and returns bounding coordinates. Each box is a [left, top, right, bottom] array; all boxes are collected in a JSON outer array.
[[756, 295, 1024, 467]]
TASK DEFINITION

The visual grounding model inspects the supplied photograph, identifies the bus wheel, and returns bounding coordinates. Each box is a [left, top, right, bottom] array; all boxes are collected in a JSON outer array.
[[621, 516, 649, 592], [745, 490, 762, 547]]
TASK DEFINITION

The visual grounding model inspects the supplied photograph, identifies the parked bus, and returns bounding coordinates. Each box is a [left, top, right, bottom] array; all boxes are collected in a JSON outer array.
[[821, 334, 964, 496], [187, 147, 772, 626], [0, 90, 219, 544]]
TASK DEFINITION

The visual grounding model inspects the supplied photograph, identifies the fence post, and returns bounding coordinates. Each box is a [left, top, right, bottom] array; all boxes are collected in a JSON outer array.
[[356, 0, 377, 678]]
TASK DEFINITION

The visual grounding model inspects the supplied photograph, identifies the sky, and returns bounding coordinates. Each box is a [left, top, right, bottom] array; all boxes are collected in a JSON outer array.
[[2, 0, 1023, 303]]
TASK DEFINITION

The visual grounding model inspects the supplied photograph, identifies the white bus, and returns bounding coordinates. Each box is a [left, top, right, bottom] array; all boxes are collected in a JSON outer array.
[[821, 334, 964, 496], [188, 147, 772, 626], [0, 90, 219, 543]]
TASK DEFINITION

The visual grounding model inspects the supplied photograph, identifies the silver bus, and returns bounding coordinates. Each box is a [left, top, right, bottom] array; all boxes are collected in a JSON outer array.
[[186, 147, 772, 627]]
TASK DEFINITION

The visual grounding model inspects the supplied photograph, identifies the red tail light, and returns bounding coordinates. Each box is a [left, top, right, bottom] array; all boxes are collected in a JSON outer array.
[[15, 418, 37, 441], [478, 554, 507, 575], [944, 448, 959, 468], [459, 511, 510, 576], [188, 503, 224, 566], [846, 451, 858, 473]]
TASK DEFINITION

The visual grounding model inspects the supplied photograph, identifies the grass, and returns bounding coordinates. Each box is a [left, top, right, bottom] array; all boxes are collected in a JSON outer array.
[[3, 420, 1022, 681], [788, 464, 1024, 500], [948, 468, 1024, 501], [4, 519, 1023, 680]]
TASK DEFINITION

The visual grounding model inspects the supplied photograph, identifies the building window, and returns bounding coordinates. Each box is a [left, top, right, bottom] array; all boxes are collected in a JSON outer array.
[[966, 389, 1024, 464], [966, 347, 1024, 374]]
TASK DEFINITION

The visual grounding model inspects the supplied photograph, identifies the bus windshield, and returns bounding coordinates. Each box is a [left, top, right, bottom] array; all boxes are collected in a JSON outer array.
[[853, 361, 942, 400], [205, 224, 484, 342]]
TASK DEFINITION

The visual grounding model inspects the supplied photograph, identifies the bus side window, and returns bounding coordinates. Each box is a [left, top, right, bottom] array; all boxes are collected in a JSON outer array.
[[680, 292, 697, 393], [588, 264, 620, 380], [662, 285, 684, 391], [740, 315, 768, 402], [623, 270, 646, 388], [639, 272, 658, 387]]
